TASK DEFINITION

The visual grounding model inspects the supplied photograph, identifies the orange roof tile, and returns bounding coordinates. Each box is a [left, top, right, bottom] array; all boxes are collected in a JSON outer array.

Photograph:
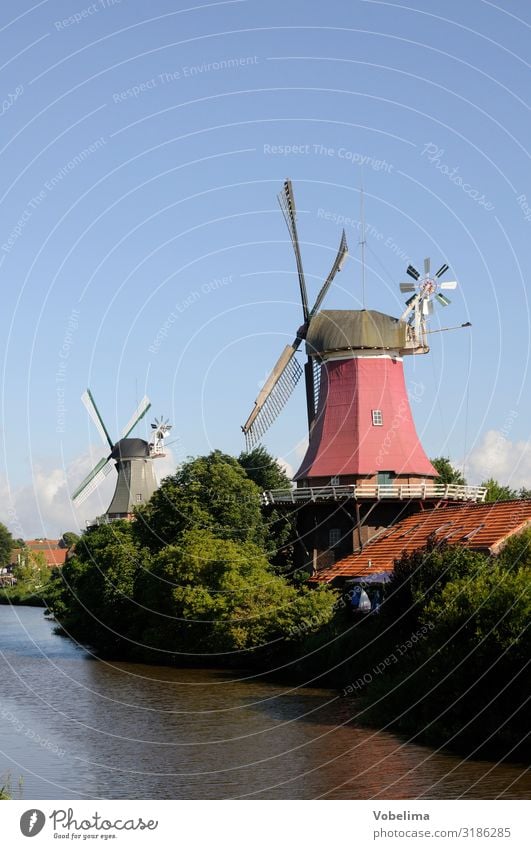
[[313, 500, 531, 582], [25, 539, 62, 549], [40, 550, 68, 567]]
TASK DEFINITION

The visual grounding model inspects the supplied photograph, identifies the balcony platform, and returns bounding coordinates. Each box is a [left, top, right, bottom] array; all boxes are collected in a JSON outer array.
[[262, 483, 487, 506]]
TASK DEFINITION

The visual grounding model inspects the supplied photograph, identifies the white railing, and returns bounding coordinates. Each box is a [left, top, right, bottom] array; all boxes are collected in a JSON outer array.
[[262, 483, 487, 505]]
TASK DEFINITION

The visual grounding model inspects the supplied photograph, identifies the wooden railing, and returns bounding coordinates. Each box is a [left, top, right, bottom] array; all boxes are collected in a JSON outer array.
[[262, 483, 487, 505]]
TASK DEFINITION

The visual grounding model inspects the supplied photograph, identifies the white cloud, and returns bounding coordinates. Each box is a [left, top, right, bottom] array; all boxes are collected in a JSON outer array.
[[154, 447, 177, 484], [0, 446, 178, 540], [277, 436, 308, 482], [465, 429, 531, 489]]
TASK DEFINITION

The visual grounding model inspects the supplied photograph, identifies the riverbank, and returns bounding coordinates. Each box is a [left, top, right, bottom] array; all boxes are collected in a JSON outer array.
[[35, 452, 531, 768], [0, 587, 47, 606], [1, 604, 530, 800]]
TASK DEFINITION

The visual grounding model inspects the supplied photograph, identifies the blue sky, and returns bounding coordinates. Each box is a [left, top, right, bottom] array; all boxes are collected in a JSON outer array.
[[0, 0, 529, 536]]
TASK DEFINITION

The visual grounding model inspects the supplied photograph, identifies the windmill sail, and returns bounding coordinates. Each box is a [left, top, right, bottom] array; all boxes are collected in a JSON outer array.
[[242, 345, 303, 449], [310, 230, 348, 318], [242, 181, 349, 446], [81, 390, 113, 450], [278, 179, 309, 321], [72, 457, 114, 504], [73, 389, 153, 507], [121, 395, 151, 438]]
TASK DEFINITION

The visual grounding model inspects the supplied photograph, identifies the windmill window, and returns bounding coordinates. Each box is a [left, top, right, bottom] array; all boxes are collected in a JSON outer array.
[[330, 476, 340, 486], [135, 493, 143, 503], [329, 528, 342, 548], [372, 410, 383, 426]]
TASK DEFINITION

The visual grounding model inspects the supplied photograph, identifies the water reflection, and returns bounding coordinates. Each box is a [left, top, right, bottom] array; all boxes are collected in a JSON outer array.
[[0, 606, 529, 799]]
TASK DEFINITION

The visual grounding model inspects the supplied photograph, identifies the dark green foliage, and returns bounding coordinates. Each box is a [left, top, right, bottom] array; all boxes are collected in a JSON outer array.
[[49, 452, 337, 663], [0, 523, 13, 568], [496, 526, 531, 570], [137, 529, 336, 656], [359, 535, 531, 759], [133, 450, 266, 552], [430, 456, 466, 485], [238, 445, 291, 490], [62, 531, 80, 548], [238, 445, 296, 573], [481, 478, 518, 502], [51, 521, 148, 654], [384, 536, 486, 635]]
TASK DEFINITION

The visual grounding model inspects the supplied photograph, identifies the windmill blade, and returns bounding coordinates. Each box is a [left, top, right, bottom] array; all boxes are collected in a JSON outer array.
[[310, 230, 349, 317], [436, 263, 449, 278], [72, 457, 114, 505], [278, 179, 309, 322], [422, 299, 434, 316], [121, 395, 151, 439], [312, 357, 322, 416], [81, 389, 114, 451], [424, 257, 431, 275], [399, 282, 416, 293], [242, 343, 303, 448], [435, 293, 451, 306], [440, 280, 457, 290], [407, 264, 420, 281], [401, 292, 420, 321]]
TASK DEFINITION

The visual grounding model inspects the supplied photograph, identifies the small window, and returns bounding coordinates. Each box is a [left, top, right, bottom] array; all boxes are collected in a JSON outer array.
[[330, 476, 340, 486], [329, 528, 341, 548], [372, 409, 383, 426], [135, 493, 143, 503]]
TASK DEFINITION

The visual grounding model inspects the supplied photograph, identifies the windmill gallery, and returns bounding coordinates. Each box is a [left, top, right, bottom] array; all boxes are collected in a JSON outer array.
[[70, 180, 529, 585]]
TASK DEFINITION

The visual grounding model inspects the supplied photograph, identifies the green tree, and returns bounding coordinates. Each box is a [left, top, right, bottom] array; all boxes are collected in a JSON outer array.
[[238, 446, 291, 491], [62, 531, 80, 548], [384, 536, 486, 635], [496, 526, 531, 570], [415, 562, 531, 754], [362, 536, 531, 757], [0, 523, 14, 568], [50, 521, 147, 653], [238, 446, 295, 573], [481, 477, 517, 502], [134, 450, 266, 552], [138, 528, 337, 654], [14, 550, 50, 591], [431, 457, 466, 486]]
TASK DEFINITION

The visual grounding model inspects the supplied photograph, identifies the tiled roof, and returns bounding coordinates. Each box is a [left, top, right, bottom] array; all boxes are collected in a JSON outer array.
[[25, 539, 62, 549], [9, 547, 67, 568], [313, 500, 531, 582], [40, 550, 68, 566]]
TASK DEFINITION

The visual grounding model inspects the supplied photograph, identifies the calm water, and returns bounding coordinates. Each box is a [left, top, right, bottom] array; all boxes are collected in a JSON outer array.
[[0, 605, 529, 800]]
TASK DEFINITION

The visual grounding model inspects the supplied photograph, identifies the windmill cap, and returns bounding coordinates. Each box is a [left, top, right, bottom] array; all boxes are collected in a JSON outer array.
[[111, 438, 150, 460], [305, 309, 408, 355]]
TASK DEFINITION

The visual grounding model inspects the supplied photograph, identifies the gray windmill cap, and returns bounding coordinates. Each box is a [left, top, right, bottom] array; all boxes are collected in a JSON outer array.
[[305, 309, 409, 355], [111, 438, 150, 460]]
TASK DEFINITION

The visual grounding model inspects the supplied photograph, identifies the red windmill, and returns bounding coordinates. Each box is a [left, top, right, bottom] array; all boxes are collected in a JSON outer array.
[[242, 181, 483, 571]]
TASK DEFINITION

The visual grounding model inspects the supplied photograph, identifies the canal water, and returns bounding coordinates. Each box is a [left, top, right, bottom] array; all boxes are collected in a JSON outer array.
[[0, 605, 529, 800]]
